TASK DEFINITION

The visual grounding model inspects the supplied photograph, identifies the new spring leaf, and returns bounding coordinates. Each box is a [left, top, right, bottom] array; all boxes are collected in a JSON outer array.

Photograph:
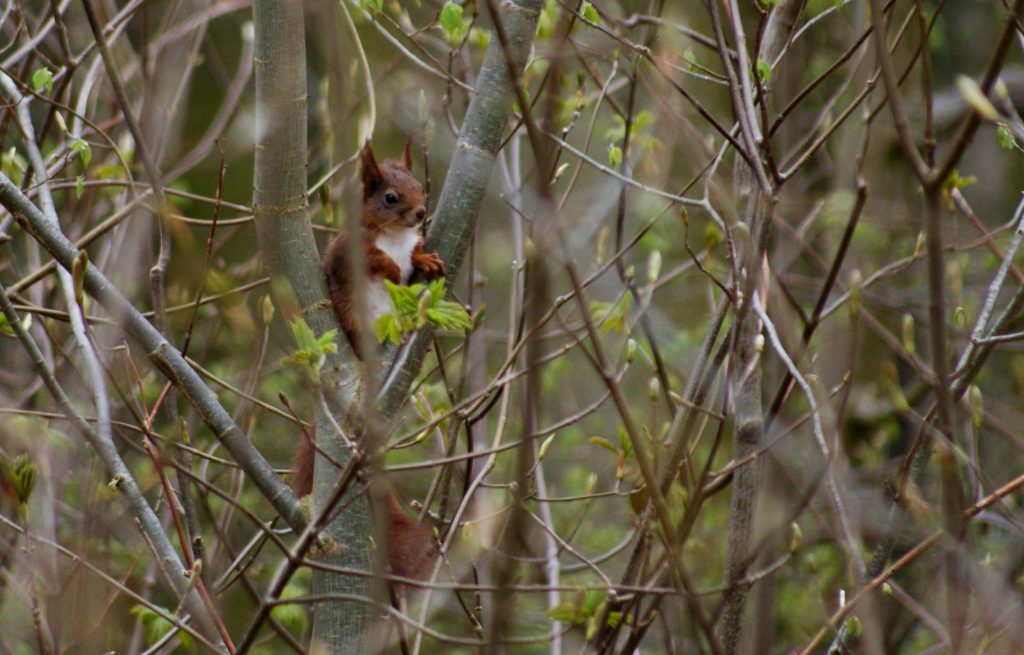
[[374, 279, 471, 344], [284, 319, 337, 382]]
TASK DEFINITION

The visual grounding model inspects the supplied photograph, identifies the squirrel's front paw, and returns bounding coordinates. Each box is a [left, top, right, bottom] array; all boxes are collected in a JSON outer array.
[[384, 260, 403, 284], [415, 251, 446, 279]]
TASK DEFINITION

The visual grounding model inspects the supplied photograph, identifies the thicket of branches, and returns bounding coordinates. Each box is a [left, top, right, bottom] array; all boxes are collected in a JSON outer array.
[[2, 0, 1024, 653]]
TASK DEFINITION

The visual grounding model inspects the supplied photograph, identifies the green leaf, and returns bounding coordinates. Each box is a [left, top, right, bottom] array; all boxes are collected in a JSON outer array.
[[439, 2, 468, 45], [376, 280, 470, 343], [607, 144, 622, 168], [2, 147, 26, 185], [589, 295, 632, 333], [624, 338, 637, 363], [667, 480, 687, 526], [589, 436, 618, 453], [292, 319, 316, 351], [536, 0, 559, 39], [646, 250, 662, 284], [32, 68, 53, 95], [428, 277, 446, 301], [0, 454, 36, 520], [438, 2, 462, 33], [0, 310, 31, 338], [968, 384, 984, 427], [97, 163, 122, 180], [425, 281, 465, 326], [704, 223, 722, 251], [582, 590, 605, 616], [74, 175, 84, 198], [756, 58, 772, 85], [538, 434, 555, 460], [997, 123, 1017, 150], [682, 49, 698, 72], [318, 186, 334, 226], [580, 1, 599, 22], [604, 115, 626, 142], [469, 26, 491, 50], [552, 161, 570, 182], [271, 583, 308, 633], [129, 605, 188, 648], [901, 312, 915, 355], [386, 279, 421, 311], [789, 522, 803, 553], [427, 301, 471, 331], [842, 616, 862, 637], [284, 319, 337, 382], [942, 168, 977, 210], [617, 426, 633, 457], [70, 139, 92, 167], [261, 295, 275, 325], [375, 312, 401, 344], [633, 110, 654, 133], [547, 602, 580, 624], [72, 250, 89, 307], [360, 0, 383, 12], [15, 459, 36, 505]]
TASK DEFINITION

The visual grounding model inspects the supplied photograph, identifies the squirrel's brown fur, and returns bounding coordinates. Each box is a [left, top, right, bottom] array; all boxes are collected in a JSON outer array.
[[291, 140, 443, 582]]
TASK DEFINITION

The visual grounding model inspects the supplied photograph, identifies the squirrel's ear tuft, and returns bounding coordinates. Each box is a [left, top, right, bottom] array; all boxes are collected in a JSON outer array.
[[360, 140, 384, 192], [402, 137, 414, 171]]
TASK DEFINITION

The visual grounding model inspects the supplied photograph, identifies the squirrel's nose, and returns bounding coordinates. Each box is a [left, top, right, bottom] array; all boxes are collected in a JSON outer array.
[[415, 206, 426, 221]]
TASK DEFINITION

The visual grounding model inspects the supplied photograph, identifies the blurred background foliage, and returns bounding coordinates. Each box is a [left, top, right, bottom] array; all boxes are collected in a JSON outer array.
[[1, 0, 1024, 653]]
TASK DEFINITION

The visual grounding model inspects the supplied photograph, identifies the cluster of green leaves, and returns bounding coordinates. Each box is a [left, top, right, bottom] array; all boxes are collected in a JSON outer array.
[[374, 279, 472, 345], [547, 590, 622, 640], [283, 319, 337, 383]]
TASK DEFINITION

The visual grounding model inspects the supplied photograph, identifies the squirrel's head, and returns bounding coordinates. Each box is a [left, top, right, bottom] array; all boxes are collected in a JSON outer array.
[[360, 140, 427, 230]]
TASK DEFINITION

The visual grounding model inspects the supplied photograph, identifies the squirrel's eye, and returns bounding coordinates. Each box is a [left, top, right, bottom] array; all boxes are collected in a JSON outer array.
[[384, 191, 399, 205]]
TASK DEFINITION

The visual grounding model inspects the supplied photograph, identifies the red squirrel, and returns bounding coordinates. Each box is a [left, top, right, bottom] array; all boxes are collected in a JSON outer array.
[[291, 140, 444, 581], [324, 140, 446, 353]]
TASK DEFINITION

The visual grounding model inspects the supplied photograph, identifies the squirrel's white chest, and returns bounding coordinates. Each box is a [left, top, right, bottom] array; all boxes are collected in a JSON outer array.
[[365, 228, 421, 324], [375, 228, 420, 280]]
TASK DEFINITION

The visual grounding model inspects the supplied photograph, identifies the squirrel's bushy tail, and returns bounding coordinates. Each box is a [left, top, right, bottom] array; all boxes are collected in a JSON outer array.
[[290, 429, 438, 581]]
